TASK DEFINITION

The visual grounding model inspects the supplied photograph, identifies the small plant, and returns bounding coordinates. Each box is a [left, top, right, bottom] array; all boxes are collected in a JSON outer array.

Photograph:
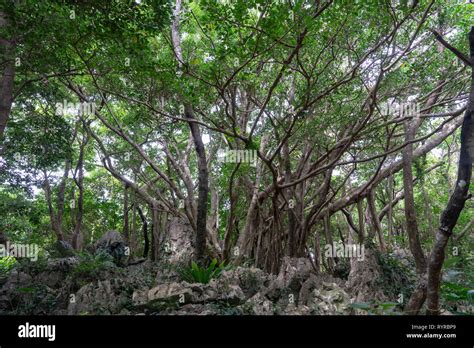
[[13, 283, 59, 315], [178, 259, 226, 284], [71, 251, 116, 280], [375, 252, 417, 300], [0, 256, 17, 278]]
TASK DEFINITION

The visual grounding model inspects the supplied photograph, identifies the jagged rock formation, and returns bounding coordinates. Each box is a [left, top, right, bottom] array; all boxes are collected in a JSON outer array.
[[0, 254, 416, 315], [347, 247, 387, 303], [162, 217, 195, 264], [93, 231, 128, 266]]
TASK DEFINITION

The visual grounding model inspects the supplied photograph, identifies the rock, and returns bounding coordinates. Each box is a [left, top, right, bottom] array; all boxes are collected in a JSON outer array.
[[68, 279, 131, 315], [131, 288, 149, 307], [298, 273, 347, 306], [282, 303, 312, 315], [54, 240, 75, 258], [0, 230, 7, 247], [94, 231, 128, 266], [0, 257, 82, 314], [298, 274, 324, 306], [265, 257, 314, 300], [162, 303, 219, 315], [162, 217, 194, 264], [307, 281, 351, 314], [133, 280, 245, 311], [132, 282, 194, 310], [207, 279, 245, 304], [38, 257, 79, 288], [333, 259, 351, 279], [218, 267, 270, 299], [0, 270, 32, 312], [147, 282, 193, 304], [346, 247, 386, 302], [242, 293, 274, 315]]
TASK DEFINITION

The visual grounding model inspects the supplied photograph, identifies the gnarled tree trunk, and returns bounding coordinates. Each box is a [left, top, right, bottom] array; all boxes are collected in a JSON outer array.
[[171, 0, 209, 264], [425, 27, 474, 314], [402, 116, 427, 274]]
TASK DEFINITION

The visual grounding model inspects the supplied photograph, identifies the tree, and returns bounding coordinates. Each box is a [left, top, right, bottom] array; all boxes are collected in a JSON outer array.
[[425, 27, 474, 315]]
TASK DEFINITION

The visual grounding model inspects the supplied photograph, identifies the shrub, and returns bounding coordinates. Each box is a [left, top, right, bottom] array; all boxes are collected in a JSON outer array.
[[0, 256, 17, 278], [178, 259, 226, 284], [375, 252, 417, 301], [440, 253, 474, 314], [71, 251, 116, 281]]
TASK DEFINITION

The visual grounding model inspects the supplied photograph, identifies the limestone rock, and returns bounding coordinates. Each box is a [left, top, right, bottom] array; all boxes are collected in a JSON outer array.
[[217, 266, 270, 299], [68, 279, 130, 315], [307, 281, 351, 314], [162, 217, 195, 264], [265, 257, 314, 300], [94, 231, 128, 266], [346, 248, 386, 302], [132, 280, 245, 311], [242, 293, 274, 315]]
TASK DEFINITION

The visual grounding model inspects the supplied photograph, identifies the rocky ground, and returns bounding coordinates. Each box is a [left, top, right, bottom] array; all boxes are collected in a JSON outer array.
[[0, 251, 415, 315], [0, 256, 354, 315], [0, 232, 417, 315]]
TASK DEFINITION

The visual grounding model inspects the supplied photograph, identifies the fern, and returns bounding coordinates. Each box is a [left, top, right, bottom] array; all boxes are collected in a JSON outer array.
[[178, 259, 226, 284]]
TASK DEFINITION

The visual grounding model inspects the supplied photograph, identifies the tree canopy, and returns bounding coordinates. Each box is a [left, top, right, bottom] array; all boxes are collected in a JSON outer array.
[[0, 0, 473, 317]]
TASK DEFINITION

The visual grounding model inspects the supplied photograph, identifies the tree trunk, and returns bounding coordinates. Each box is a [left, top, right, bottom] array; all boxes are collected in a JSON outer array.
[[426, 27, 474, 314], [387, 174, 394, 248], [72, 130, 88, 251], [283, 141, 297, 257], [402, 116, 427, 274], [131, 190, 137, 254], [357, 198, 365, 243], [123, 183, 130, 244], [171, 0, 209, 264], [137, 206, 149, 259], [323, 212, 335, 273], [367, 189, 386, 252], [0, 229, 7, 247], [43, 163, 70, 242], [313, 229, 321, 273], [223, 166, 240, 261], [150, 203, 160, 261]]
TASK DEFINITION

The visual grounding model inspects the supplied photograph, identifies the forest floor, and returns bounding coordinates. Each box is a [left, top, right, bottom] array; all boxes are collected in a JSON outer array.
[[2, 243, 467, 316]]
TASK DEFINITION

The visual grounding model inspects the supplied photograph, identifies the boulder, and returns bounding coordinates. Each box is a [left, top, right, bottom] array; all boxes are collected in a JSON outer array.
[[38, 257, 79, 288], [0, 257, 80, 313], [265, 257, 314, 300], [207, 279, 245, 304], [0, 270, 32, 313], [132, 280, 245, 311], [346, 247, 386, 302], [67, 279, 131, 315], [282, 303, 312, 315], [307, 281, 351, 314], [162, 217, 194, 264], [241, 293, 274, 315], [218, 266, 270, 299], [161, 303, 219, 315], [147, 282, 193, 305], [94, 231, 128, 266]]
